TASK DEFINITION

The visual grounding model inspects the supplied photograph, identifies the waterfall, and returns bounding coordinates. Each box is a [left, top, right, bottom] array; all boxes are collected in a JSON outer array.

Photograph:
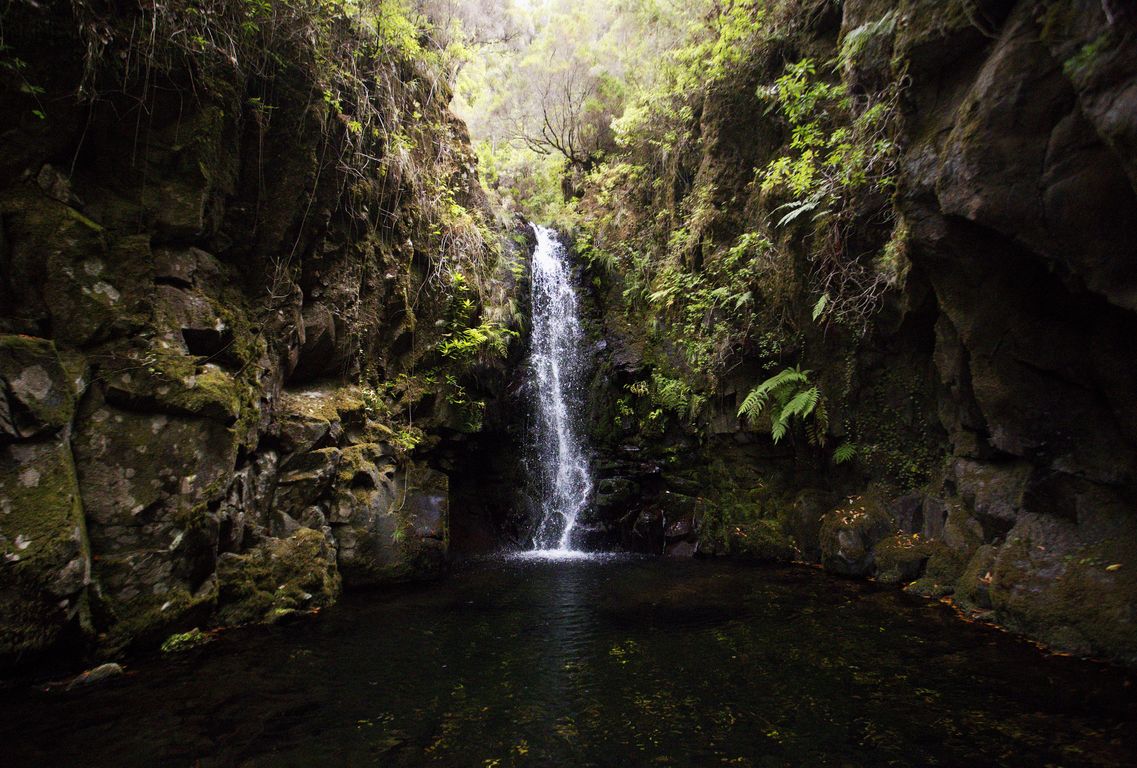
[[528, 224, 592, 552]]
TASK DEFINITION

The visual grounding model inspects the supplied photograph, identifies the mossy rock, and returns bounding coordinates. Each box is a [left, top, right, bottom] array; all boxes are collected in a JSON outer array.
[[0, 439, 91, 663], [103, 347, 248, 425], [783, 488, 837, 562], [906, 545, 969, 599], [951, 544, 998, 613], [160, 627, 213, 654], [278, 386, 369, 426], [332, 463, 449, 587], [0, 334, 75, 438], [216, 528, 341, 627], [873, 533, 938, 585], [819, 494, 894, 576], [719, 519, 796, 562], [335, 443, 397, 489], [1, 190, 160, 348], [988, 512, 1137, 665]]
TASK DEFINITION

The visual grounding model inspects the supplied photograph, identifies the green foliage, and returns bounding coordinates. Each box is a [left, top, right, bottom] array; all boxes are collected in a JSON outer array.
[[737, 366, 828, 445], [838, 11, 897, 69], [760, 51, 904, 329], [391, 425, 424, 453], [437, 320, 516, 362], [436, 268, 517, 363], [761, 58, 896, 202], [0, 44, 46, 120], [1062, 33, 1110, 79]]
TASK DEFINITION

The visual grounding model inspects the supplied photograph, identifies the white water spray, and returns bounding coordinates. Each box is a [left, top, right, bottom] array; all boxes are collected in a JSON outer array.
[[528, 224, 592, 554]]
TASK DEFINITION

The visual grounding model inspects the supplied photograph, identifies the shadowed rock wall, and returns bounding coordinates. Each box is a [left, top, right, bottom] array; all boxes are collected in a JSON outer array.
[[576, 0, 1137, 666], [0, 1, 520, 670]]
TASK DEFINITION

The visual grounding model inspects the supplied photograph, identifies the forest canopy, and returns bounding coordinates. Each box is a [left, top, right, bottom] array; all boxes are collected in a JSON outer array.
[[444, 0, 730, 225]]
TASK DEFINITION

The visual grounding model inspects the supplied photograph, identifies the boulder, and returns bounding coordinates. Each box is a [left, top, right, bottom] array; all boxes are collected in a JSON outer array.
[[819, 494, 894, 576], [951, 458, 1031, 536], [989, 508, 1137, 665], [330, 460, 448, 586], [66, 662, 124, 689], [216, 527, 341, 626], [873, 533, 936, 585], [785, 488, 837, 562], [952, 544, 998, 613], [717, 519, 796, 562]]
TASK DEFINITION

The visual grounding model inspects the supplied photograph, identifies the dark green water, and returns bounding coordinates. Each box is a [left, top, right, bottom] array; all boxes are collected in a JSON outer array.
[[2, 556, 1135, 767]]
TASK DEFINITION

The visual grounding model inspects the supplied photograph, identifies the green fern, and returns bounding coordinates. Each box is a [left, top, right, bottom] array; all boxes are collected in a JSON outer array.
[[833, 442, 857, 464], [738, 366, 828, 445], [736, 366, 811, 421]]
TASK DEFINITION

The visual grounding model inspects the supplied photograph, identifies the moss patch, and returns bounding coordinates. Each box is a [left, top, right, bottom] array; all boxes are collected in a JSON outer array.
[[0, 439, 91, 659], [216, 528, 341, 627], [873, 533, 936, 585], [0, 334, 76, 436], [160, 627, 213, 654]]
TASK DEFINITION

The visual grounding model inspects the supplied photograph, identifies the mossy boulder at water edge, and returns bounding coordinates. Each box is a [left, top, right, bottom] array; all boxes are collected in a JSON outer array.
[[699, 519, 797, 562], [988, 510, 1137, 665], [216, 528, 341, 626], [819, 495, 894, 577], [331, 462, 449, 586], [872, 533, 940, 585]]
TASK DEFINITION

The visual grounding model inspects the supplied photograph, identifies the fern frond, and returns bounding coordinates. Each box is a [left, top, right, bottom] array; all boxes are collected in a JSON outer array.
[[808, 399, 829, 446], [807, 419, 823, 447], [779, 386, 820, 423], [833, 442, 857, 464], [737, 366, 811, 421], [770, 415, 789, 443], [736, 385, 768, 421]]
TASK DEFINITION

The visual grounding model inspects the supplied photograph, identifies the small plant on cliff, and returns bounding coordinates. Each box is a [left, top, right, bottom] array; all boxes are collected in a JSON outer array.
[[737, 365, 829, 445], [760, 54, 904, 330]]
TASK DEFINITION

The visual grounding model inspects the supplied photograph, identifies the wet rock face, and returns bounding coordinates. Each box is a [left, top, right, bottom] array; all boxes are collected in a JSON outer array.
[[0, 2, 503, 670], [330, 444, 449, 586], [0, 336, 90, 664], [892, 0, 1137, 663]]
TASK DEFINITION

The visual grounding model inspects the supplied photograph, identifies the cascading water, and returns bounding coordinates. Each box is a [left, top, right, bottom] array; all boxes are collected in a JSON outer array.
[[527, 224, 592, 554]]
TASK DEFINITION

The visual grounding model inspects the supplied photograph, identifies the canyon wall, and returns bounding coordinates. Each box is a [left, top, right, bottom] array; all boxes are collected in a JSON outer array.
[[574, 0, 1137, 666], [0, 0, 522, 670]]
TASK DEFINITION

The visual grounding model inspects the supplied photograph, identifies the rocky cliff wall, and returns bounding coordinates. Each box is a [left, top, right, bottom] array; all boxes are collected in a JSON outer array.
[[0, 0, 522, 671], [575, 0, 1137, 666]]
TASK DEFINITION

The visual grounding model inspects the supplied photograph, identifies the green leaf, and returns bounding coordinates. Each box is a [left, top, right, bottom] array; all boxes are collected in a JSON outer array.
[[812, 293, 829, 322]]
